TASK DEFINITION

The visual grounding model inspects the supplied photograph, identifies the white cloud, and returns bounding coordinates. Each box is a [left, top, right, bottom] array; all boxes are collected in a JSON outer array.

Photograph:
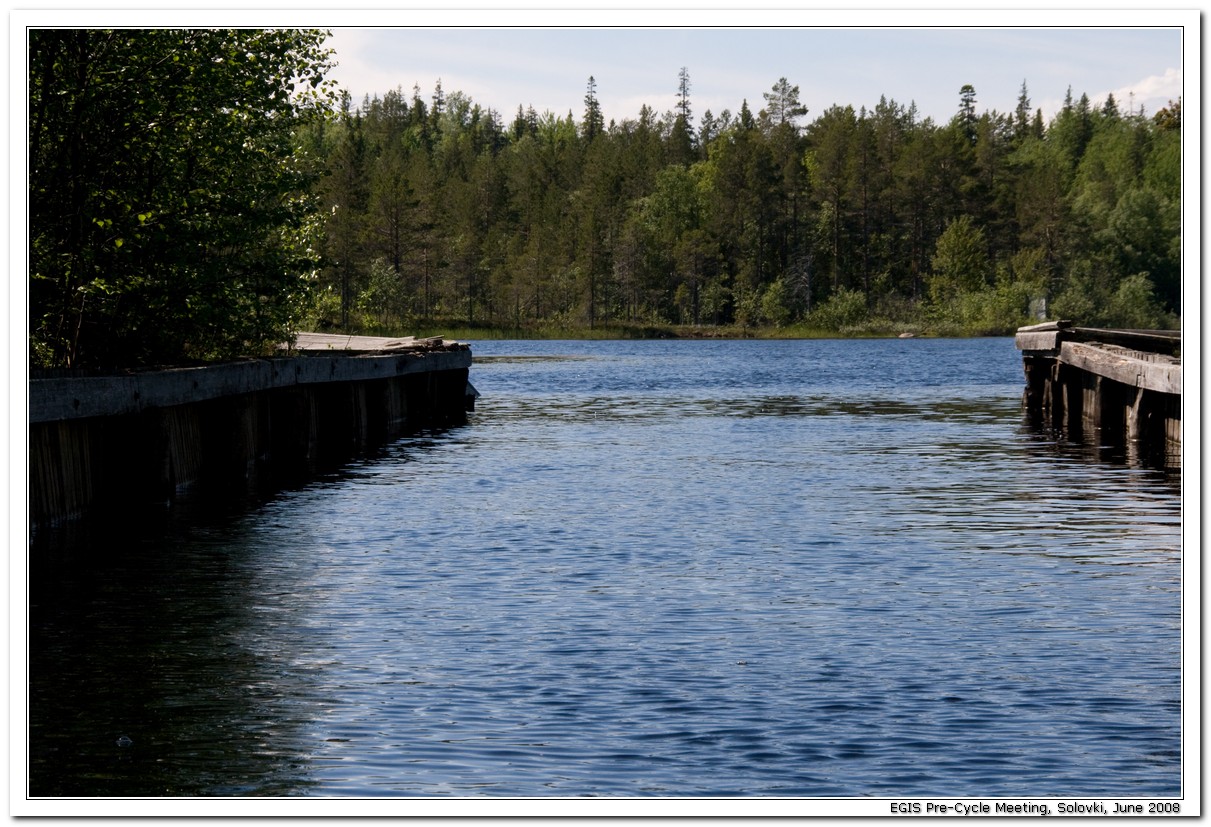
[[1111, 67, 1183, 113], [324, 27, 1186, 125]]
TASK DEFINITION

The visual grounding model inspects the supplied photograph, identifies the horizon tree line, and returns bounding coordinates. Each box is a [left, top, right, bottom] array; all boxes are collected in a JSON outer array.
[[28, 28, 1181, 369], [305, 69, 1180, 337]]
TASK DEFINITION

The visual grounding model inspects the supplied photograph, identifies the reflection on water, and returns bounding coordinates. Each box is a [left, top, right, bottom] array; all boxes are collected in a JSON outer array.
[[28, 339, 1182, 799], [29, 515, 328, 797], [499, 393, 1025, 423]]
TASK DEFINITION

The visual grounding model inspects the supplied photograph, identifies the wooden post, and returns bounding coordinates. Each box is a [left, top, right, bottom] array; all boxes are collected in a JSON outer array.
[[1162, 394, 1181, 466], [1080, 372, 1103, 441], [1046, 360, 1062, 431], [198, 393, 269, 492], [349, 383, 369, 452], [153, 405, 204, 499], [1058, 363, 1082, 438], [384, 375, 408, 432], [1126, 386, 1146, 443], [29, 420, 96, 527], [1022, 356, 1048, 426], [1016, 324, 1180, 467], [268, 386, 320, 481]]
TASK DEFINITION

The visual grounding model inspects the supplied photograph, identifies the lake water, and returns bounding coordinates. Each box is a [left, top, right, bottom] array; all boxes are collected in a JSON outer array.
[[27, 338, 1184, 802]]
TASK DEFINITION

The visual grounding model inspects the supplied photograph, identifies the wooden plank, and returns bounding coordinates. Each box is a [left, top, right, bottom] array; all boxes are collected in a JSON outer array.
[[1015, 320, 1075, 353], [292, 332, 416, 352], [1127, 386, 1146, 442], [289, 332, 462, 354], [1059, 341, 1181, 395], [1069, 327, 1181, 354], [1071, 327, 1181, 339], [1015, 330, 1062, 353], [1016, 320, 1073, 332]]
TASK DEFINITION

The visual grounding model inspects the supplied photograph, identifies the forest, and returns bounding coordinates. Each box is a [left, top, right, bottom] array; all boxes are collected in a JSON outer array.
[[29, 30, 1182, 369], [308, 76, 1181, 341]]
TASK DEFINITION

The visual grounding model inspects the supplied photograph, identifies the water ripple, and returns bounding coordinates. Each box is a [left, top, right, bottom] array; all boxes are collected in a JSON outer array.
[[29, 339, 1181, 799]]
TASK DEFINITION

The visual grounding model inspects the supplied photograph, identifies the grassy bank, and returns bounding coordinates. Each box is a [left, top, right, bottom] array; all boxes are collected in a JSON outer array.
[[335, 310, 941, 341], [343, 319, 940, 342]]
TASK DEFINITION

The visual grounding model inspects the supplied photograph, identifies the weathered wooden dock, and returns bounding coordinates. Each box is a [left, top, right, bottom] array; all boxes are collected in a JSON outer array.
[[29, 334, 476, 531], [1015, 321, 1181, 466]]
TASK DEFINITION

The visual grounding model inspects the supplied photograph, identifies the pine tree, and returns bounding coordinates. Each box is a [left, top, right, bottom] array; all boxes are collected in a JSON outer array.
[[669, 67, 695, 165], [957, 84, 978, 143], [738, 99, 755, 130], [1013, 80, 1032, 143], [762, 77, 808, 127], [1153, 98, 1181, 131], [582, 76, 605, 142], [677, 66, 692, 123]]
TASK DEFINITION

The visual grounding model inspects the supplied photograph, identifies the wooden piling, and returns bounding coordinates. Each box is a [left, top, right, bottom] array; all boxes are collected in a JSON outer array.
[[29, 335, 475, 532], [1015, 321, 1181, 467]]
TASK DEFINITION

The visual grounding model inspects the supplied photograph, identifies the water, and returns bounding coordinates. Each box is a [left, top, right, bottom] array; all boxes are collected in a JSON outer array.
[[27, 338, 1183, 800]]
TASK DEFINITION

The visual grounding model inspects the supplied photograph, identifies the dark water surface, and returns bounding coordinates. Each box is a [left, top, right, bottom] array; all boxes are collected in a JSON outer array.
[[28, 338, 1183, 799]]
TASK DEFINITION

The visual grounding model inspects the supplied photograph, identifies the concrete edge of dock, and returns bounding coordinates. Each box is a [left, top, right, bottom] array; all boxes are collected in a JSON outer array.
[[29, 334, 477, 532], [30, 346, 472, 424]]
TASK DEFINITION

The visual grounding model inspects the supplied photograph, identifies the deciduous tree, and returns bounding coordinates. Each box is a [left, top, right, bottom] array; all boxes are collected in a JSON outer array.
[[29, 28, 335, 367]]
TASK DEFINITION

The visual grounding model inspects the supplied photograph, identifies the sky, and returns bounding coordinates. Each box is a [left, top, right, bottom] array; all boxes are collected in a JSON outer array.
[[324, 16, 1187, 130]]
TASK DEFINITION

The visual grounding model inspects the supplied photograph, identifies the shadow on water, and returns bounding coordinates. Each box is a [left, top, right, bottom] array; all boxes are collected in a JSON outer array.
[[1017, 415, 1182, 485], [488, 392, 1021, 425], [29, 524, 322, 796], [27, 424, 467, 798]]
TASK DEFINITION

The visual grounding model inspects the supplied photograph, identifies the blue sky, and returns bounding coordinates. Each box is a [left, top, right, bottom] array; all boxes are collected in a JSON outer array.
[[325, 19, 1186, 129]]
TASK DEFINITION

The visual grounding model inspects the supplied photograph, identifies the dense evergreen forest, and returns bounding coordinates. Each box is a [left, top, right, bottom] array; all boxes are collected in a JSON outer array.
[[29, 30, 1181, 369], [305, 73, 1181, 340]]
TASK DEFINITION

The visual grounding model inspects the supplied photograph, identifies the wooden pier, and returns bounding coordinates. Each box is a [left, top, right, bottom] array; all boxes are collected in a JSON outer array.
[[1015, 321, 1181, 466], [29, 334, 476, 532]]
